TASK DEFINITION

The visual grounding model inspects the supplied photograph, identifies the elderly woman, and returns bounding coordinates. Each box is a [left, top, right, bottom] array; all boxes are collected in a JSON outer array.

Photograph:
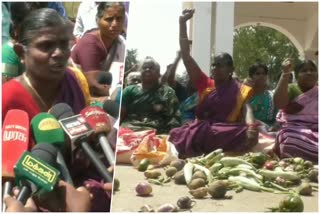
[[121, 57, 181, 134], [169, 9, 258, 158], [273, 59, 318, 163], [71, 2, 125, 98], [2, 8, 111, 212]]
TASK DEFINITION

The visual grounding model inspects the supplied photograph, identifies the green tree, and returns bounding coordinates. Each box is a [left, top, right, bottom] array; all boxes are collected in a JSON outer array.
[[233, 26, 300, 88], [125, 48, 138, 72]]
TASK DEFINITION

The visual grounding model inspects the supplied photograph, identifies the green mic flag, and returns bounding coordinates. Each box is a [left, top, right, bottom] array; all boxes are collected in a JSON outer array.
[[31, 113, 65, 149], [14, 151, 60, 193]]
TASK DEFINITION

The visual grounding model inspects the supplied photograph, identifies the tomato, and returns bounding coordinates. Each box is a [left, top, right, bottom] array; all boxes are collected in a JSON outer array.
[[264, 161, 275, 170]]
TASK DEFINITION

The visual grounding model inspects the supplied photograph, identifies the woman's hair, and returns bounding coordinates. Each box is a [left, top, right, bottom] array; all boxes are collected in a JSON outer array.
[[294, 60, 318, 77], [10, 2, 48, 39], [18, 8, 66, 45], [212, 52, 234, 67], [248, 62, 268, 78], [96, 2, 125, 19], [141, 57, 161, 73], [10, 3, 31, 39]]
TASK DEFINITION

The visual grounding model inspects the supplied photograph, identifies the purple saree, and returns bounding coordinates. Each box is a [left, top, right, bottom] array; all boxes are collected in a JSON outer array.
[[169, 79, 252, 158], [274, 86, 318, 163]]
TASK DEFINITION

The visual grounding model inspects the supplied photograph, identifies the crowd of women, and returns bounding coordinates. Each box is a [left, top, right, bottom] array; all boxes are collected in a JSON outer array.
[[1, 2, 318, 212], [120, 9, 318, 163]]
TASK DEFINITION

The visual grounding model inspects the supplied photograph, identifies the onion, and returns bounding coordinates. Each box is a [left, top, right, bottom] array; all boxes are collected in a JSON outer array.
[[177, 196, 195, 209], [135, 182, 152, 196]]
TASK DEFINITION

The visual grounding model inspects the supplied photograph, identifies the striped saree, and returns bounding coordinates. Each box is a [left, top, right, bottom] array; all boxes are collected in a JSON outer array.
[[274, 85, 318, 163]]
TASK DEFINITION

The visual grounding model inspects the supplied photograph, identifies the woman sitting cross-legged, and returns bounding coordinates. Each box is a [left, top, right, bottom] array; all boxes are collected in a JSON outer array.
[[273, 59, 318, 163], [169, 9, 258, 158], [121, 57, 181, 134]]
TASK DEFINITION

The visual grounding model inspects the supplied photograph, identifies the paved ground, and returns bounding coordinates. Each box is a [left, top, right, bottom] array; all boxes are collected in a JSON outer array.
[[111, 165, 318, 212]]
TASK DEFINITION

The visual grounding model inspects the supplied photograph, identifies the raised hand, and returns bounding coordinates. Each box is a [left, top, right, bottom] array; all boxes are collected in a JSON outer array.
[[176, 50, 182, 59], [282, 58, 293, 74], [180, 9, 195, 22]]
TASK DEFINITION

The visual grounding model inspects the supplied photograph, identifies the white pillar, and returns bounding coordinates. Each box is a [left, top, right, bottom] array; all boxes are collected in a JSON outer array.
[[304, 50, 318, 65], [214, 2, 235, 56], [191, 2, 212, 75]]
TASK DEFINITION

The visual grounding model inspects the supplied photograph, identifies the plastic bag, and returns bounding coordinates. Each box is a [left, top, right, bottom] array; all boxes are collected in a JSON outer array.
[[116, 128, 178, 166]]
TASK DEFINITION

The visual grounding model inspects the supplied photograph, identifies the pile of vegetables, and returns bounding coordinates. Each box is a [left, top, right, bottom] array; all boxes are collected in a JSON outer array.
[[132, 149, 318, 211]]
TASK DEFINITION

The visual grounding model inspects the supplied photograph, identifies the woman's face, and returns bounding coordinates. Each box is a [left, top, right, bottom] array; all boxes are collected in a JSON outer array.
[[98, 5, 124, 41], [297, 63, 318, 90], [140, 61, 160, 88], [23, 25, 70, 81], [252, 67, 268, 87], [211, 63, 233, 82]]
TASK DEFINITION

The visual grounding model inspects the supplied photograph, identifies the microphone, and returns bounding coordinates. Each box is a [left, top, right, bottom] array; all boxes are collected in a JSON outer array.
[[49, 104, 74, 119], [80, 106, 115, 165], [50, 103, 113, 182], [31, 112, 74, 185], [14, 144, 60, 205], [2, 110, 29, 211], [103, 100, 120, 119], [97, 72, 112, 85]]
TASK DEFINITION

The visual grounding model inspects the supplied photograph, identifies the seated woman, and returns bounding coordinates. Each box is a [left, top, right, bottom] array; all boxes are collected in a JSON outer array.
[[273, 59, 318, 163], [2, 8, 110, 211], [71, 2, 126, 99], [169, 9, 258, 158], [2, 9, 87, 121], [245, 62, 278, 133], [121, 57, 181, 134], [160, 51, 198, 124]]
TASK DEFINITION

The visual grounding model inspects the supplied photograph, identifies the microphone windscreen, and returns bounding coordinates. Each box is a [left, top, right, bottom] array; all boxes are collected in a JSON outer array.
[[49, 103, 74, 120], [2, 110, 29, 179], [31, 113, 65, 149], [31, 143, 59, 169], [103, 100, 120, 119]]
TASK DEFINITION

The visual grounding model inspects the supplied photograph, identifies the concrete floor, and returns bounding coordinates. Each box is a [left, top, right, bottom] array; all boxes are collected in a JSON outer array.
[[111, 165, 318, 212]]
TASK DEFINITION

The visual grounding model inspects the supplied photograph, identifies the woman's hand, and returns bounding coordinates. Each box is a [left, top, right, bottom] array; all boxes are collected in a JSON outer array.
[[180, 9, 195, 23], [59, 180, 91, 212], [4, 196, 37, 212], [4, 187, 37, 212], [103, 166, 114, 192], [282, 58, 293, 74], [246, 126, 259, 148]]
